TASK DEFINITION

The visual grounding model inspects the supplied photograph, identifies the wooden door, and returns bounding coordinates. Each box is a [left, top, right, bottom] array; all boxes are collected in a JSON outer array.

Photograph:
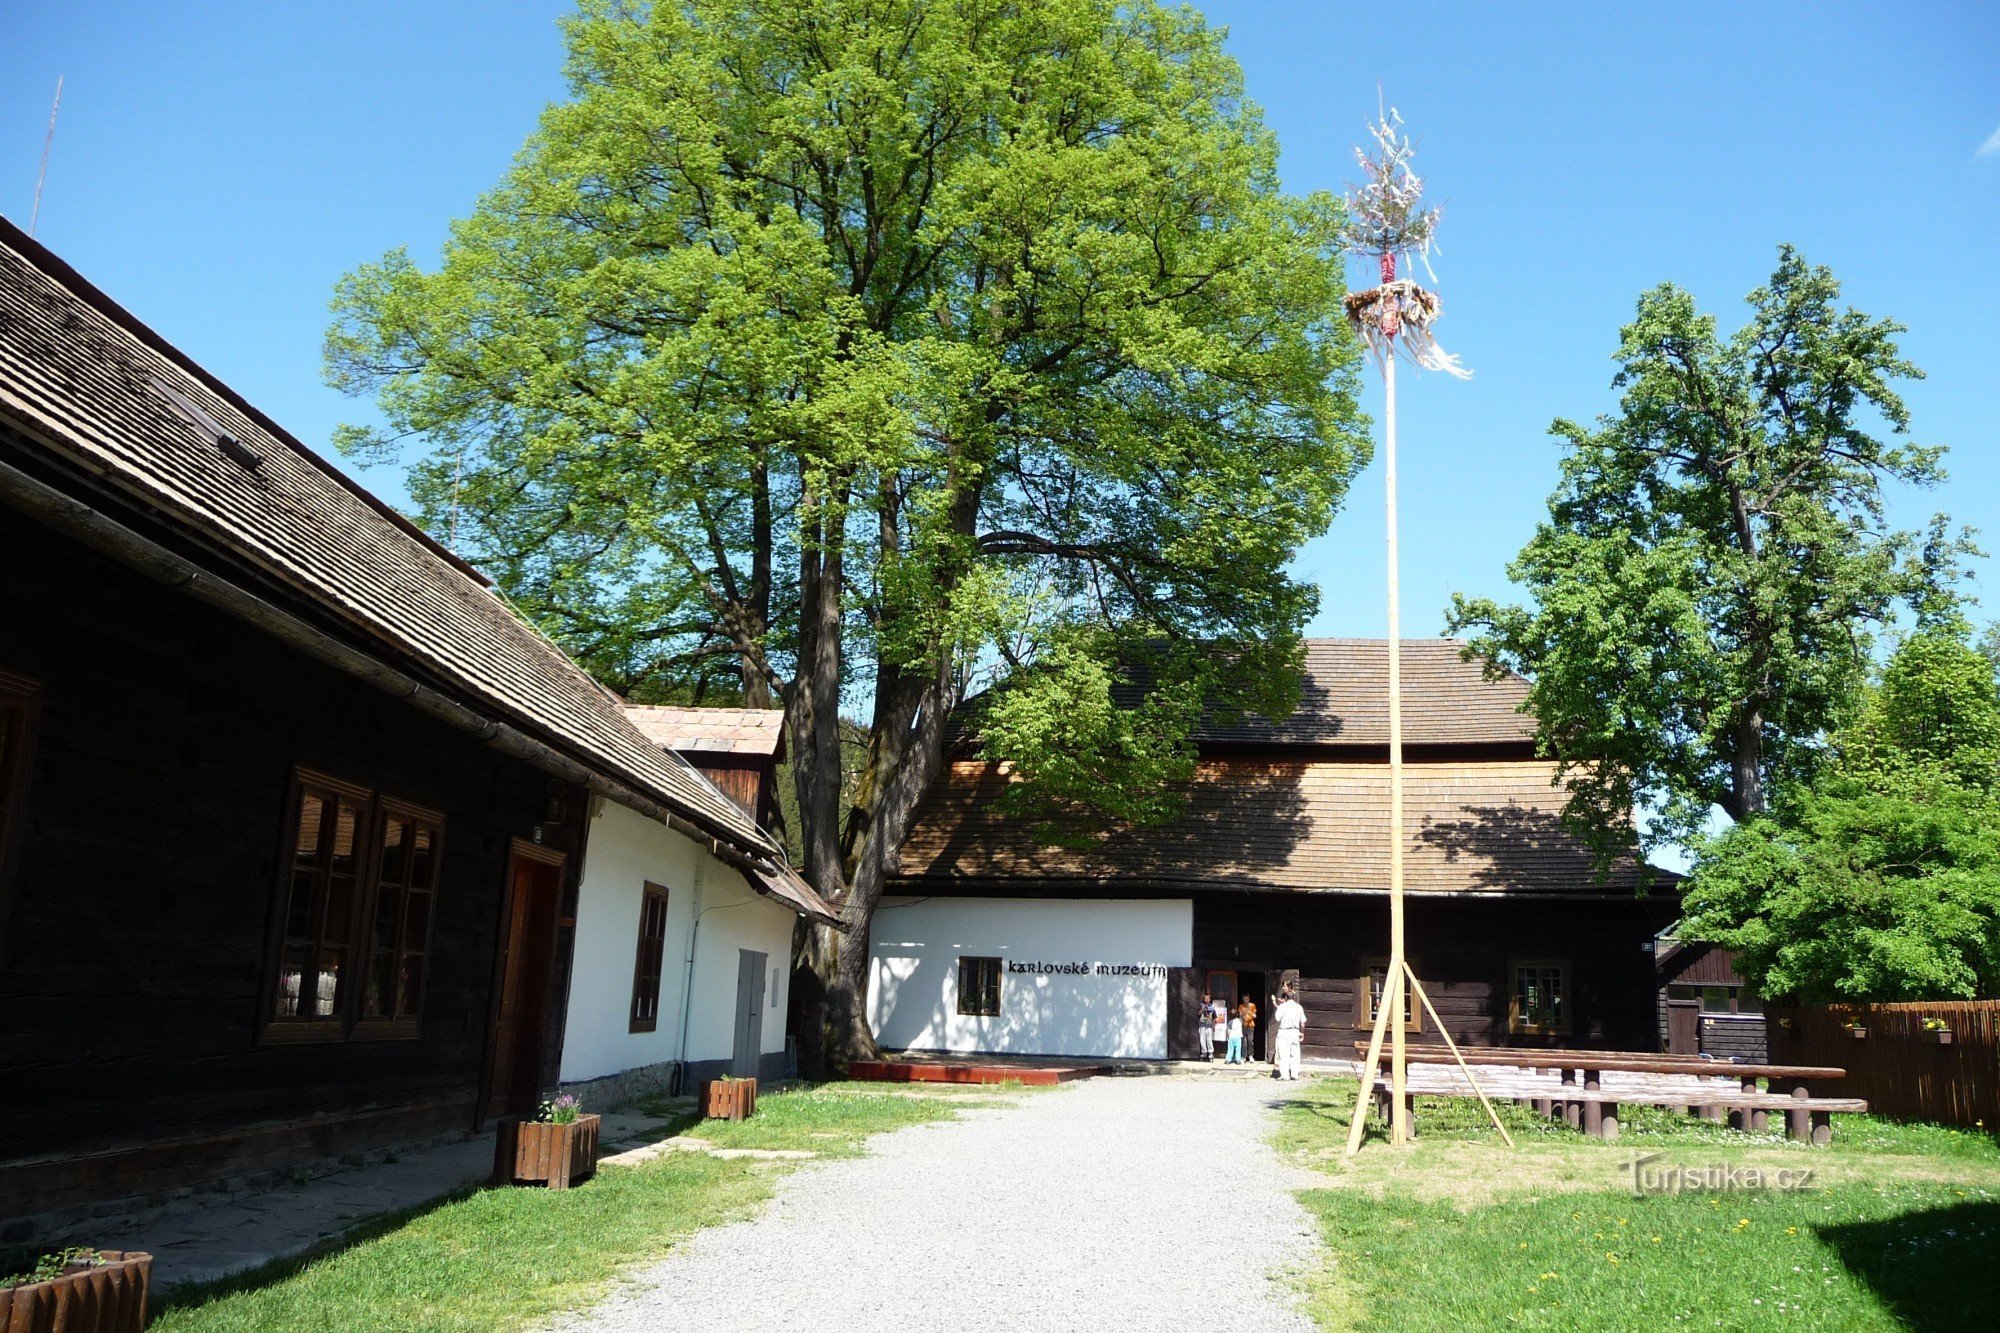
[[483, 841, 566, 1121], [731, 949, 767, 1078], [1165, 967, 1206, 1059], [1666, 999, 1700, 1056]]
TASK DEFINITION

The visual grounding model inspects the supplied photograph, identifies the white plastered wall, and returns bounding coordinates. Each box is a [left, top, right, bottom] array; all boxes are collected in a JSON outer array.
[[560, 799, 794, 1082], [867, 896, 1192, 1059]]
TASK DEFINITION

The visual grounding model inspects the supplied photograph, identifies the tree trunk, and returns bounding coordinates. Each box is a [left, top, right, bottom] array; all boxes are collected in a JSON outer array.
[[825, 664, 957, 1063], [1731, 709, 1767, 819]]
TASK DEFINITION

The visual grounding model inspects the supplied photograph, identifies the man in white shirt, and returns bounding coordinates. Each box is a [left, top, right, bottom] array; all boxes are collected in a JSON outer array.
[[1273, 987, 1306, 1081]]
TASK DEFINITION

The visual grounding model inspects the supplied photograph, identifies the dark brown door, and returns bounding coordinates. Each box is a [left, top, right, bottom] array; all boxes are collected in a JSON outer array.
[[483, 841, 566, 1121], [1166, 967, 1205, 1059], [1666, 999, 1699, 1056]]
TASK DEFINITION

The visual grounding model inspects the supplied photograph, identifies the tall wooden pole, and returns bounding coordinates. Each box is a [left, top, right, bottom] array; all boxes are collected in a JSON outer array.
[[1384, 350, 1410, 1146]]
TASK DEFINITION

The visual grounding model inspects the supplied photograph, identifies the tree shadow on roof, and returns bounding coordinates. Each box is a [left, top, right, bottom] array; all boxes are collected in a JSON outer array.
[[1412, 802, 1620, 892], [908, 760, 1315, 885]]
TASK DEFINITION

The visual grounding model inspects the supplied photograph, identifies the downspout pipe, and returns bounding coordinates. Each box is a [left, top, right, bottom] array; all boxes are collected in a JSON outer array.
[[0, 453, 810, 894]]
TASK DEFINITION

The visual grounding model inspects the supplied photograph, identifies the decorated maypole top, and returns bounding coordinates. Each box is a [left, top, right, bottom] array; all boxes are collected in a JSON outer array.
[[1340, 109, 1470, 379]]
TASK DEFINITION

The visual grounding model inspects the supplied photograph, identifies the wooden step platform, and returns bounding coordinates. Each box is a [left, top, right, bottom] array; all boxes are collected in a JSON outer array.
[[848, 1058, 1109, 1087]]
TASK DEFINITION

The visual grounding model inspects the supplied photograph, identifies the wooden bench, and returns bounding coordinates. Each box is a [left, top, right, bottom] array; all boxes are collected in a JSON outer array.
[[1361, 1045, 1863, 1143]]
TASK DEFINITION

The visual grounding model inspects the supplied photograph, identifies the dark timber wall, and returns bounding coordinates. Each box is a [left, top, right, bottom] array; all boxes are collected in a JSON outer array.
[[0, 514, 585, 1223], [1190, 891, 1677, 1057]]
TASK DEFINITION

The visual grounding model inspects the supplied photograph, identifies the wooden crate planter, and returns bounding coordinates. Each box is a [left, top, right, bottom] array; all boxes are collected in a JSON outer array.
[[494, 1114, 601, 1189], [0, 1249, 152, 1333], [703, 1077, 757, 1121]]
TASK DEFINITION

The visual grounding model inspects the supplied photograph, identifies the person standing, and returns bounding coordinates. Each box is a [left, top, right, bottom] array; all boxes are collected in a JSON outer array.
[[1273, 986, 1306, 1081], [1238, 995, 1259, 1063], [1196, 991, 1214, 1061], [1225, 1005, 1245, 1064]]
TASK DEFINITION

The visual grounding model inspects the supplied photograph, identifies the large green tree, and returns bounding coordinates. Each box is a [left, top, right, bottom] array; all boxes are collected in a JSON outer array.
[[1680, 627, 2000, 1001], [1450, 248, 1967, 861], [326, 0, 1367, 1060]]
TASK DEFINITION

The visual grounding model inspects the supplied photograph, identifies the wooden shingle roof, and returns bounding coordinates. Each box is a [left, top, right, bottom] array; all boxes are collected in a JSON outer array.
[[0, 220, 838, 922], [626, 706, 787, 758], [1192, 638, 1534, 747], [898, 758, 1664, 896]]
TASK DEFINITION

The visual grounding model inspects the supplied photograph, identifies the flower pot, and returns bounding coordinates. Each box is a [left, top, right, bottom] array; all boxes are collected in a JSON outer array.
[[1927, 1029, 1954, 1046], [494, 1114, 601, 1189], [0, 1250, 151, 1333], [1847, 1026, 1868, 1039], [703, 1077, 758, 1121]]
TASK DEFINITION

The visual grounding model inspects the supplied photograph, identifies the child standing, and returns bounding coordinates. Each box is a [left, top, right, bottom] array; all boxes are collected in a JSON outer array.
[[1225, 1006, 1245, 1063]]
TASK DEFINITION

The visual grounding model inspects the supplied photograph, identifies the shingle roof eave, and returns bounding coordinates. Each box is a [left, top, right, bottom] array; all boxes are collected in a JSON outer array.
[[0, 217, 803, 874]]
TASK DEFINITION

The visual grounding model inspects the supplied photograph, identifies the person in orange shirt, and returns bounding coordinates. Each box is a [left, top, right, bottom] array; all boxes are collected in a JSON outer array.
[[1237, 996, 1259, 1063]]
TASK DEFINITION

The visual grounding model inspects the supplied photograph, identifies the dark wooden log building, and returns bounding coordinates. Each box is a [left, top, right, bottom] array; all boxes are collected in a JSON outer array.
[[0, 220, 814, 1243], [1656, 940, 1767, 1061], [892, 639, 1682, 1062]]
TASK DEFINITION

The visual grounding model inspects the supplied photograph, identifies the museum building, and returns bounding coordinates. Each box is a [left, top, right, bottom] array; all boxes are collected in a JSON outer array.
[[868, 639, 1680, 1062]]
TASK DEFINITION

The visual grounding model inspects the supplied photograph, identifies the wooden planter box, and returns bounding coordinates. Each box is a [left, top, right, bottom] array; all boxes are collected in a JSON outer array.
[[1847, 1026, 1868, 1039], [0, 1250, 151, 1333], [703, 1077, 757, 1121], [494, 1114, 601, 1189], [1927, 1028, 1954, 1046]]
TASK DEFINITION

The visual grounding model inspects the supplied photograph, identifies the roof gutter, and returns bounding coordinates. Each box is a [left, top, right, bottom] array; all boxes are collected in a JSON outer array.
[[0, 453, 844, 928]]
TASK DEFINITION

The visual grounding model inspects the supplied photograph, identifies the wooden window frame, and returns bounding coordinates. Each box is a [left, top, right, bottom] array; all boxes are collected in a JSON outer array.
[[353, 795, 445, 1041], [1509, 957, 1572, 1037], [0, 669, 44, 953], [628, 882, 671, 1033], [1353, 956, 1421, 1032], [957, 955, 1002, 1018], [259, 767, 444, 1045]]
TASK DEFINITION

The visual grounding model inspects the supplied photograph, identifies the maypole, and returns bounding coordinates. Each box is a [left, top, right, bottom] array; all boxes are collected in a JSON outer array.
[[1335, 110, 1501, 1154]]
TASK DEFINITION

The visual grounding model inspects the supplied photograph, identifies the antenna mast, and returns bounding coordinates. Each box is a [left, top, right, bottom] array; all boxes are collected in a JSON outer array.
[[30, 76, 64, 238]]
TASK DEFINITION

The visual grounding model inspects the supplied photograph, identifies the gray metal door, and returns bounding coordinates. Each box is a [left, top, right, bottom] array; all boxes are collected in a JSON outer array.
[[732, 949, 767, 1078]]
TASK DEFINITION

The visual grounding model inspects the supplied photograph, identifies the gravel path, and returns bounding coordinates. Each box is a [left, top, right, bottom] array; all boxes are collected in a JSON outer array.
[[560, 1075, 1321, 1331]]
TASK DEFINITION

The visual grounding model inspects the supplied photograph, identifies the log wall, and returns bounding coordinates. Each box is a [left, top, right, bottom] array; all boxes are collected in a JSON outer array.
[[1192, 889, 1675, 1056], [0, 512, 586, 1220]]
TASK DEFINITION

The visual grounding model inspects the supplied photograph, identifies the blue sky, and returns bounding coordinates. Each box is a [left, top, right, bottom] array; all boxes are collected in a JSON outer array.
[[7, 1, 1999, 641]]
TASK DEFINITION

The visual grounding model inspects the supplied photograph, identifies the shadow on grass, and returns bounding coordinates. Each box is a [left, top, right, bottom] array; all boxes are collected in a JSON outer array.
[[151, 1185, 479, 1314], [1816, 1198, 2000, 1333]]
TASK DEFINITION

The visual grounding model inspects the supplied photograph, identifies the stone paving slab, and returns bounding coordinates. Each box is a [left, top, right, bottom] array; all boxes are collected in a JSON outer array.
[[83, 1136, 499, 1290]]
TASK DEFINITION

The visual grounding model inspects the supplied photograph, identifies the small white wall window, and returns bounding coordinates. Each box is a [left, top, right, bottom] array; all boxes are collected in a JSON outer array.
[[957, 956, 1001, 1017]]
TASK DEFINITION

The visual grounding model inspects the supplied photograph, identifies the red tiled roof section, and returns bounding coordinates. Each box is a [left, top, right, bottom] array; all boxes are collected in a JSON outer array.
[[0, 221, 788, 864], [1198, 638, 1534, 747], [899, 758, 1664, 895], [626, 706, 787, 758]]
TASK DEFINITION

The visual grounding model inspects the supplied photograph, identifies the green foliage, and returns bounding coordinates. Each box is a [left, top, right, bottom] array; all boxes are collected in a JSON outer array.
[[2, 1246, 101, 1289], [1682, 629, 2000, 1001], [1450, 247, 1969, 862], [326, 0, 1366, 897]]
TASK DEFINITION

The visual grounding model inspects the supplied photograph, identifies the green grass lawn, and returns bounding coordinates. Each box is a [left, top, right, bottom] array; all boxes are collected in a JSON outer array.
[[153, 1081, 993, 1333], [1278, 1079, 2000, 1332]]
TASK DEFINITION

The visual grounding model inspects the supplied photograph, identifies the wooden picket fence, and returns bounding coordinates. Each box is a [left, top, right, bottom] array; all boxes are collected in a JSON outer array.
[[1766, 1000, 2000, 1129]]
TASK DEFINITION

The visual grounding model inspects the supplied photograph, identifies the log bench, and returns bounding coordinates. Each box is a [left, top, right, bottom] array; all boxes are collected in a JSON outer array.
[[1364, 1047, 1864, 1143]]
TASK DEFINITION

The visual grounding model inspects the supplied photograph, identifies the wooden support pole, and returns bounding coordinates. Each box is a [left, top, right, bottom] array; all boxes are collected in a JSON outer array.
[[1404, 961, 1514, 1148], [1344, 970, 1397, 1157]]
